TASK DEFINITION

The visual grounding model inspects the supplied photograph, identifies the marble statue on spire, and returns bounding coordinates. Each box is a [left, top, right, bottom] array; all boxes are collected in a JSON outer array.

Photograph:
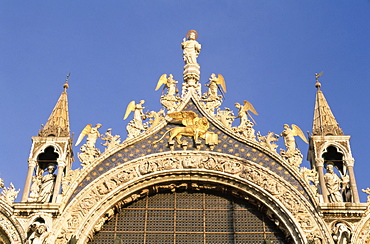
[[182, 30, 202, 96], [181, 30, 201, 64]]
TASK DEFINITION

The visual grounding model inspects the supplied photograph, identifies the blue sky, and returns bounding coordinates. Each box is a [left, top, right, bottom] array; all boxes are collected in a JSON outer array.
[[1, 1, 369, 201]]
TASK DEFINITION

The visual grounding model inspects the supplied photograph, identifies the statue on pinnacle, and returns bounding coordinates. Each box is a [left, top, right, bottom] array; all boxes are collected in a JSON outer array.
[[181, 30, 202, 96]]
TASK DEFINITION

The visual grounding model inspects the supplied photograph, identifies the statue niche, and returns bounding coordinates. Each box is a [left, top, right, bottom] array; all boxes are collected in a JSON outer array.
[[28, 146, 58, 203], [322, 146, 351, 203]]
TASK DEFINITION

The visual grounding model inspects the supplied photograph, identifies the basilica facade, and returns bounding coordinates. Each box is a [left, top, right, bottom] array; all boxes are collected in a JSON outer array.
[[0, 30, 369, 244]]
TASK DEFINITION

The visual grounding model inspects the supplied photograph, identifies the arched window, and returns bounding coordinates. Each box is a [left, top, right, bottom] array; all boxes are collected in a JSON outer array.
[[89, 190, 288, 243]]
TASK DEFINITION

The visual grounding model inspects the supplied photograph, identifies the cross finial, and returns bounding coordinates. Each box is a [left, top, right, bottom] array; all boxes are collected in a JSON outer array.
[[315, 71, 323, 90], [63, 73, 71, 92]]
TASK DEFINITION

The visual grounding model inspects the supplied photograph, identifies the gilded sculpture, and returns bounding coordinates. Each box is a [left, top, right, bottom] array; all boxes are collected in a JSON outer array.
[[233, 101, 258, 139], [152, 111, 210, 147], [155, 74, 179, 97], [75, 124, 102, 148]]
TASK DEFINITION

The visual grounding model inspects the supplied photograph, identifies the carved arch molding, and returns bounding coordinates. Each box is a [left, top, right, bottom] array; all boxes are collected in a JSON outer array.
[[52, 152, 331, 243], [0, 211, 23, 244]]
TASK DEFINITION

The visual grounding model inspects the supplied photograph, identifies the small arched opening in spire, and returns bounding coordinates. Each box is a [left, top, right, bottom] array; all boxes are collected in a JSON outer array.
[[322, 146, 352, 202], [37, 146, 59, 171], [322, 146, 344, 174], [32, 146, 59, 203]]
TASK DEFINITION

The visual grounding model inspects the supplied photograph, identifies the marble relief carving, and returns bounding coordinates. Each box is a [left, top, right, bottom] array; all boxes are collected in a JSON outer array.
[[53, 153, 321, 243]]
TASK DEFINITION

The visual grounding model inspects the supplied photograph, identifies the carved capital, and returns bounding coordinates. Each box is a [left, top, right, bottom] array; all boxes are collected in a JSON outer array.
[[345, 158, 355, 167], [28, 159, 37, 167], [315, 158, 324, 167], [57, 159, 66, 168]]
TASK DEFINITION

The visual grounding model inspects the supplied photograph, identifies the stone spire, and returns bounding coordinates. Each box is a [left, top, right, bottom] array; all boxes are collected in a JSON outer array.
[[312, 74, 343, 136], [38, 75, 71, 137]]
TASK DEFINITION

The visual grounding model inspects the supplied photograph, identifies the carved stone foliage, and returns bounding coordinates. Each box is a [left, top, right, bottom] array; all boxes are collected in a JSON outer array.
[[300, 167, 319, 196], [100, 129, 121, 152], [0, 213, 22, 244], [257, 131, 279, 153], [216, 108, 234, 129], [362, 188, 370, 203], [62, 169, 81, 195], [78, 145, 100, 168], [51, 153, 324, 243], [280, 148, 304, 168], [0, 183, 20, 206]]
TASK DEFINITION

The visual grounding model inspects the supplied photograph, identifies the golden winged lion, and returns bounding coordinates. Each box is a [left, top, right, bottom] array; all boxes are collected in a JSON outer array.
[[152, 111, 209, 145]]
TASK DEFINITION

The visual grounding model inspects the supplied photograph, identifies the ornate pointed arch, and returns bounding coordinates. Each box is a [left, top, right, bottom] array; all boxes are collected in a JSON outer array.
[[317, 140, 353, 162]]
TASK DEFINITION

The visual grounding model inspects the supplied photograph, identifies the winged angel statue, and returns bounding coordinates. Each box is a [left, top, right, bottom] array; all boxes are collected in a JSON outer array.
[[75, 124, 102, 166], [233, 101, 258, 139], [123, 100, 147, 138], [152, 111, 210, 146], [280, 124, 308, 166], [202, 73, 227, 101], [155, 74, 180, 112]]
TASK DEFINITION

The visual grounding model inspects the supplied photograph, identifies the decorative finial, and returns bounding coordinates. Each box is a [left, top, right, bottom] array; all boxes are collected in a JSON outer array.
[[315, 71, 323, 90], [63, 73, 70, 92]]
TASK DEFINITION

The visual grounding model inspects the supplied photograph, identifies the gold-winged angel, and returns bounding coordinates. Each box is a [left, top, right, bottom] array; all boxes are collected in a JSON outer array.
[[123, 100, 146, 131], [75, 123, 102, 148], [234, 100, 258, 126], [155, 74, 178, 97], [152, 111, 209, 145], [203, 73, 227, 100], [281, 124, 308, 155]]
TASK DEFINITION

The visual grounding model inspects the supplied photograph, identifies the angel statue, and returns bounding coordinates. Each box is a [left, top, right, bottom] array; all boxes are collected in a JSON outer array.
[[75, 124, 102, 149], [203, 74, 227, 100], [155, 74, 180, 112], [280, 124, 308, 167], [75, 124, 102, 166], [233, 101, 258, 139], [123, 100, 147, 139], [181, 30, 201, 65], [155, 74, 178, 97]]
